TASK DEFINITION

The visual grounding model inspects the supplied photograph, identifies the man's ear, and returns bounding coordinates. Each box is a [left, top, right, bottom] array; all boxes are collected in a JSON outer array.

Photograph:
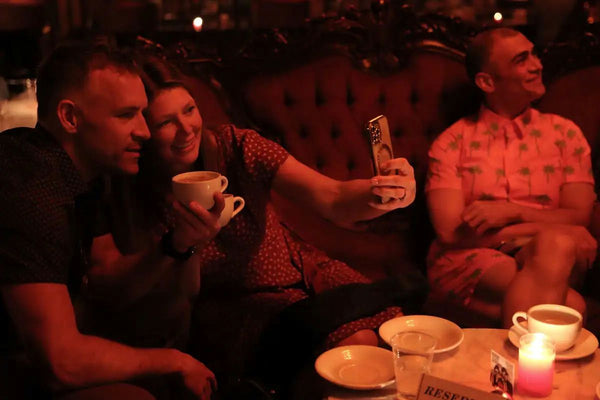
[[474, 71, 495, 94], [56, 99, 79, 134]]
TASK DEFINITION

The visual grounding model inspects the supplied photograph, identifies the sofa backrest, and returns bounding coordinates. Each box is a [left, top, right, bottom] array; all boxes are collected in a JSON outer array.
[[167, 13, 600, 276], [241, 51, 478, 184], [539, 65, 600, 160]]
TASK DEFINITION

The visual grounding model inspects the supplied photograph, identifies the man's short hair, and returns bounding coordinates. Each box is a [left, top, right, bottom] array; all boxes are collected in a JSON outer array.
[[36, 41, 139, 120], [465, 28, 521, 82]]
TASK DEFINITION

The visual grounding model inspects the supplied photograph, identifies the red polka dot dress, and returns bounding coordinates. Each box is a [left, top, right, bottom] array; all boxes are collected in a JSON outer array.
[[191, 125, 402, 373]]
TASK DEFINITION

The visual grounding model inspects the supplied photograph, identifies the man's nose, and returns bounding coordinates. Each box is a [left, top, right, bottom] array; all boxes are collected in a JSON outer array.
[[134, 114, 151, 141], [529, 55, 543, 71]]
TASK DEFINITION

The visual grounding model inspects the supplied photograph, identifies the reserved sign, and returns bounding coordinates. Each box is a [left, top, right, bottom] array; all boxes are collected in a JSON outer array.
[[417, 375, 503, 400]]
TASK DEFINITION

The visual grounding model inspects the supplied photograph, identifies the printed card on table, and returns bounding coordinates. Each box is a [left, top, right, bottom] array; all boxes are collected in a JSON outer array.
[[490, 350, 515, 397], [417, 374, 504, 400]]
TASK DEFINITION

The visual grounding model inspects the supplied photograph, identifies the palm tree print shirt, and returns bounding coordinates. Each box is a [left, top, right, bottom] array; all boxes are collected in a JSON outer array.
[[426, 106, 594, 209]]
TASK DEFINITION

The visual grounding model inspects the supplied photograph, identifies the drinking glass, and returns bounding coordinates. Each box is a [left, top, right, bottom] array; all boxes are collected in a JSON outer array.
[[391, 331, 437, 399]]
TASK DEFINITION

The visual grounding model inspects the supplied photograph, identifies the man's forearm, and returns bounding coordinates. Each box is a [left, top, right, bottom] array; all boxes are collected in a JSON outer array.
[[46, 333, 190, 390], [440, 222, 548, 250], [87, 235, 182, 308], [517, 205, 592, 227]]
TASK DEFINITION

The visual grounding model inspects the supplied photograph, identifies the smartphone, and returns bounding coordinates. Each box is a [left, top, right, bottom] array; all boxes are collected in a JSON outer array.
[[365, 115, 394, 202], [366, 115, 394, 176]]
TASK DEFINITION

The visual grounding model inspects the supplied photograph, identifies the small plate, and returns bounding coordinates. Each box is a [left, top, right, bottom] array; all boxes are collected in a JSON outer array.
[[378, 315, 464, 353], [507, 322, 599, 360], [314, 345, 395, 390]]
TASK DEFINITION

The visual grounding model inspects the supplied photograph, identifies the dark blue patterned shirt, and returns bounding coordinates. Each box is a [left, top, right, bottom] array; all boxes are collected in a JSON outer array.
[[0, 124, 102, 353]]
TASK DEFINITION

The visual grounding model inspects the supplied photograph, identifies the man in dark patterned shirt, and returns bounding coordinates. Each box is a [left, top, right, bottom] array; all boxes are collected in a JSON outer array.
[[0, 43, 216, 399]]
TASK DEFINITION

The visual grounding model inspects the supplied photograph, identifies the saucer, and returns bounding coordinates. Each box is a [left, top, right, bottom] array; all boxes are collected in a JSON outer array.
[[378, 315, 464, 353], [314, 345, 395, 390], [507, 323, 599, 360]]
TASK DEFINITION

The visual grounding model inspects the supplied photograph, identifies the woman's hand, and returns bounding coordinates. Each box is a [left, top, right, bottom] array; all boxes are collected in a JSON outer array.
[[369, 158, 416, 210], [171, 192, 225, 253]]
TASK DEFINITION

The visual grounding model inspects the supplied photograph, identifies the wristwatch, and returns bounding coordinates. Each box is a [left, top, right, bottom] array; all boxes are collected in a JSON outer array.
[[160, 230, 197, 261]]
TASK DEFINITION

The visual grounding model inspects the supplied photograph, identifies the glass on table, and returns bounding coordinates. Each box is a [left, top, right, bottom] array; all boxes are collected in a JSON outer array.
[[391, 331, 437, 399]]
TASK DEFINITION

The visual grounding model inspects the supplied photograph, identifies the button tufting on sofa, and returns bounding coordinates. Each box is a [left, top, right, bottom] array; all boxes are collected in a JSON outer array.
[[315, 87, 325, 106], [346, 159, 356, 172], [330, 125, 341, 139], [346, 86, 355, 106], [283, 91, 294, 107], [410, 90, 419, 105], [315, 155, 325, 170], [298, 125, 308, 138]]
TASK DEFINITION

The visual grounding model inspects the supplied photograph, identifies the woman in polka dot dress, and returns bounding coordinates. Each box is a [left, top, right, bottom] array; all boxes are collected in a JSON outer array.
[[87, 55, 420, 389]]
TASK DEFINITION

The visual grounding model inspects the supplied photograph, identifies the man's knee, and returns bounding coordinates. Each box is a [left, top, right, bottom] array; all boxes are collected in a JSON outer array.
[[527, 230, 577, 280], [532, 230, 576, 260]]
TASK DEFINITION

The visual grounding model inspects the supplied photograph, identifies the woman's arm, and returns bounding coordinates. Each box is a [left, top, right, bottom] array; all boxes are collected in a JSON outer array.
[[271, 156, 416, 228]]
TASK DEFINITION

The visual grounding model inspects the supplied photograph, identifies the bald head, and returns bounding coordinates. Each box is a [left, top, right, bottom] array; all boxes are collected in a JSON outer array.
[[464, 28, 545, 117], [465, 28, 521, 82]]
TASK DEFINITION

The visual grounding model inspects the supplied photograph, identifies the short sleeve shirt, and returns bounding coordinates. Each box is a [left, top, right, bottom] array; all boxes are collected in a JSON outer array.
[[426, 106, 594, 208], [0, 125, 94, 352]]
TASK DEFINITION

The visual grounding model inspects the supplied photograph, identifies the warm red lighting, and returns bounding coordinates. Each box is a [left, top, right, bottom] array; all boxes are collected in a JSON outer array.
[[193, 17, 203, 32], [493, 12, 503, 22]]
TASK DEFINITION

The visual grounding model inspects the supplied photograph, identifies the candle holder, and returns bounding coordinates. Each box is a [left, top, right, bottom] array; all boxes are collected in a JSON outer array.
[[518, 333, 555, 397]]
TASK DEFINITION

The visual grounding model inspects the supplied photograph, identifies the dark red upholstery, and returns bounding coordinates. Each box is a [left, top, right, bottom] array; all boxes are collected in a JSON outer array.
[[539, 66, 600, 155], [243, 54, 472, 181], [539, 67, 600, 240], [183, 42, 600, 283], [241, 52, 477, 277]]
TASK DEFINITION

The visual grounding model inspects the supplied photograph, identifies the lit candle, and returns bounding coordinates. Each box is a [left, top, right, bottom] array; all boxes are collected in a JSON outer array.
[[192, 17, 203, 32], [518, 333, 555, 397]]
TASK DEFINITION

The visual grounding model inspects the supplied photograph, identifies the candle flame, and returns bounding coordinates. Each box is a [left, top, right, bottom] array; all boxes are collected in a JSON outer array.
[[193, 17, 203, 32]]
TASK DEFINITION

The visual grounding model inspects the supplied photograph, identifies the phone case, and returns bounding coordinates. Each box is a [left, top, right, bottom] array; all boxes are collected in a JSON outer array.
[[366, 115, 394, 176], [366, 115, 394, 203]]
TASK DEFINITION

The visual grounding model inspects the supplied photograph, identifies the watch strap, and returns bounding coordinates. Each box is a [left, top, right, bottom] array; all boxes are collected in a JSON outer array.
[[160, 230, 196, 261]]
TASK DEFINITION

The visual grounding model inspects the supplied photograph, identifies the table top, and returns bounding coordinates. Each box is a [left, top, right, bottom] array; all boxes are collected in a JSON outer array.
[[323, 328, 600, 400]]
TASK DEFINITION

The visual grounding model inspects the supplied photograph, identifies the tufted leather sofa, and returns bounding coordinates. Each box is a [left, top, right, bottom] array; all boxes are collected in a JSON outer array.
[[239, 51, 479, 279], [178, 13, 600, 291]]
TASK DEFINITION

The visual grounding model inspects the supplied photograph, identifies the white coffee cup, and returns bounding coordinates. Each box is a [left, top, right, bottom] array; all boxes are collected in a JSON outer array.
[[218, 194, 245, 227], [172, 171, 228, 209], [512, 304, 582, 352]]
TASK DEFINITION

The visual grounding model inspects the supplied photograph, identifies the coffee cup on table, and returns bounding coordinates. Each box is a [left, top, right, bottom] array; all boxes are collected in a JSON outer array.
[[172, 171, 228, 209], [512, 304, 582, 352], [218, 194, 245, 227]]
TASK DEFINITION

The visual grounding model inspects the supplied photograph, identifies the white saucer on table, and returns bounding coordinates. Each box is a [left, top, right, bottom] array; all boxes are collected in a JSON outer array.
[[507, 321, 599, 360], [378, 315, 464, 354], [314, 345, 395, 390]]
